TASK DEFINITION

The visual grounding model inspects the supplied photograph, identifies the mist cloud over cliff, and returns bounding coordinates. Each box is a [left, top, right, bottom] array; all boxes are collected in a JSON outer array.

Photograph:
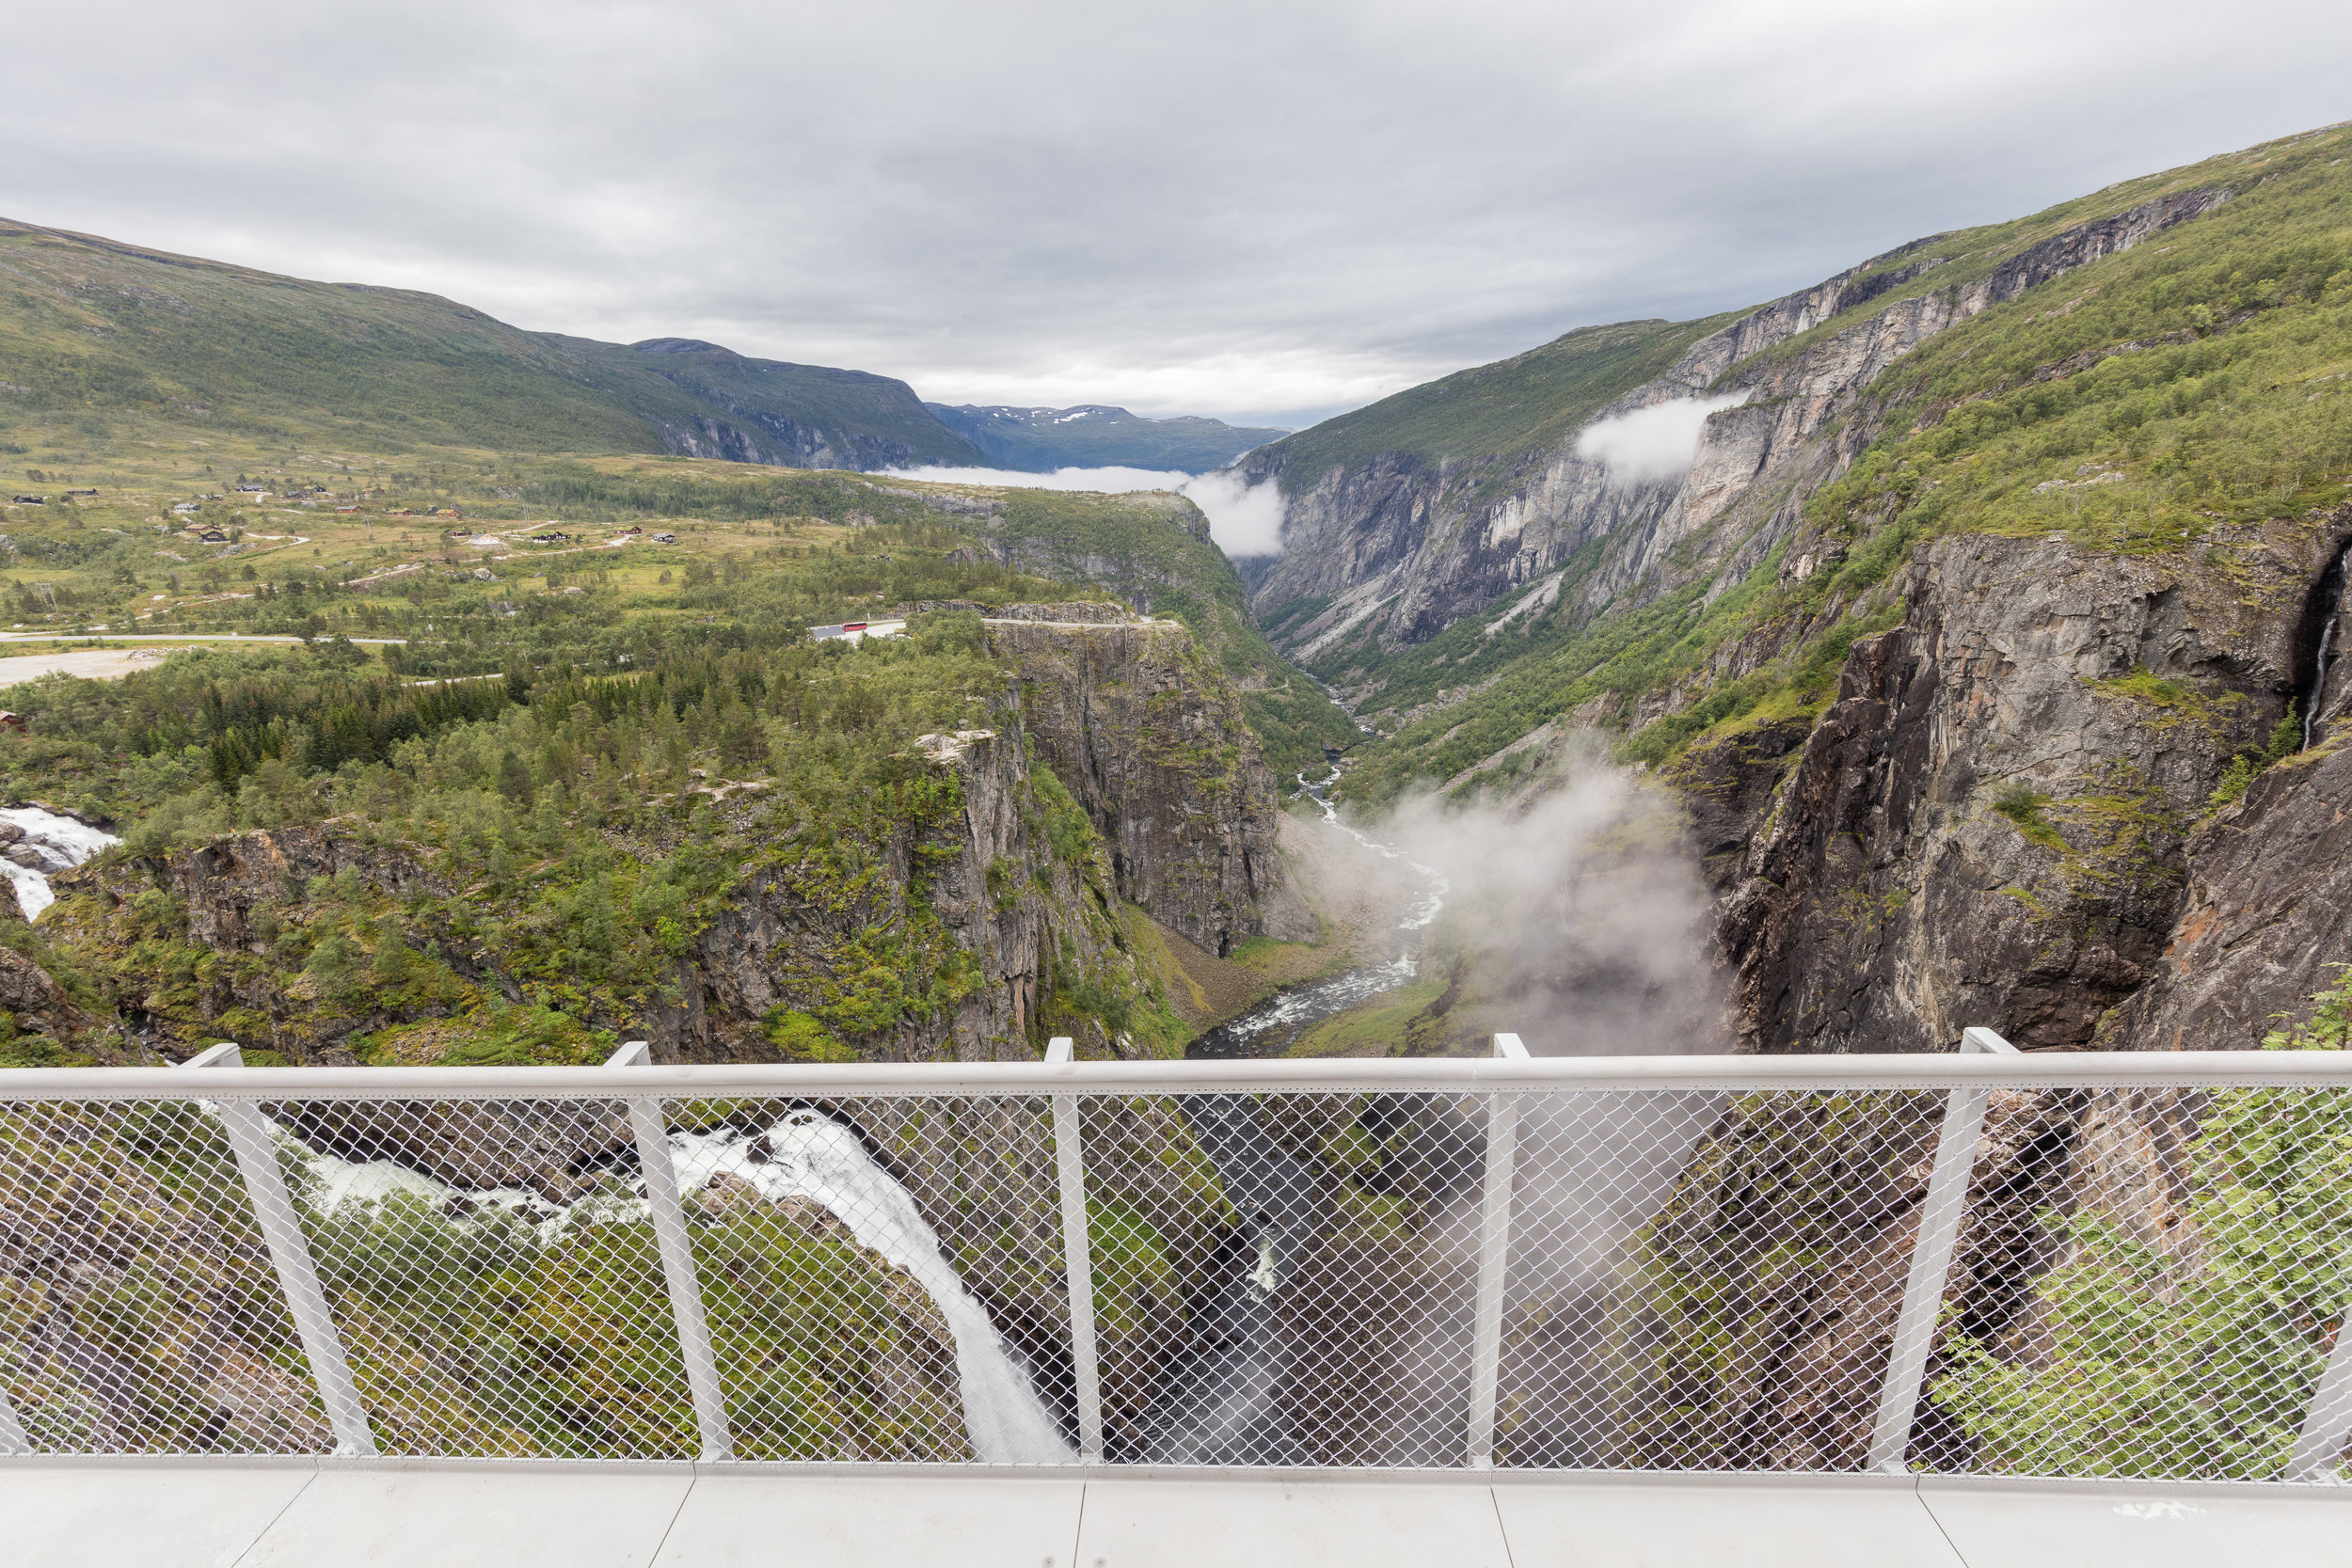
[[1179, 470, 1288, 558], [6, 2, 2347, 428], [1312, 751, 1725, 1462], [1573, 392, 1750, 487], [1377, 747, 1723, 1057]]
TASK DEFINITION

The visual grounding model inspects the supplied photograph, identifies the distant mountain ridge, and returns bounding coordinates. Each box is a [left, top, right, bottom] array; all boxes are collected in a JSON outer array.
[[0, 220, 1252, 477], [924, 402, 1286, 472], [0, 215, 995, 468]]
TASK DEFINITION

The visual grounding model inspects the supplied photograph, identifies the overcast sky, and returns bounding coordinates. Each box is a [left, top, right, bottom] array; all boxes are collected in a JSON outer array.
[[6, 2, 2346, 429]]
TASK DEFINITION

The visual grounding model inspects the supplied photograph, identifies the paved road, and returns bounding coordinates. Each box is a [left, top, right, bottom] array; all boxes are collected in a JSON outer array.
[[0, 633, 406, 644], [809, 619, 907, 643]]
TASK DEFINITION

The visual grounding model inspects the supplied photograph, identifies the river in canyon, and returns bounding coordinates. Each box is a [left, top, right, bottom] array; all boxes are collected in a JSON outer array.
[[1186, 766, 1450, 1060]]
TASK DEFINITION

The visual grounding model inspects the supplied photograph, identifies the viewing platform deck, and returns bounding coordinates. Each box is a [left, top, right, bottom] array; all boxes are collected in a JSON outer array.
[[12, 1458, 2351, 1568]]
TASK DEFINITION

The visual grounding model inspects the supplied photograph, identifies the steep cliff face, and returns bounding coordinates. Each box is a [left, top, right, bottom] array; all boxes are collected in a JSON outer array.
[[2094, 735, 2352, 1053], [1248, 187, 2233, 676], [986, 608, 1311, 955], [647, 723, 1088, 1064], [1706, 522, 2332, 1054]]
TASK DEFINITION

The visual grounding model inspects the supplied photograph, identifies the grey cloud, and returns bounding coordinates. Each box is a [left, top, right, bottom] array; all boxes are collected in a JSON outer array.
[[4, 0, 2348, 427]]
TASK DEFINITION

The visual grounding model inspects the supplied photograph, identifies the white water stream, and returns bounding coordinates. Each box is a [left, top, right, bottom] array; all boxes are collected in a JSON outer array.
[[1195, 767, 1449, 1055], [0, 805, 120, 919], [673, 1113, 1073, 1464], [285, 1107, 1072, 1464]]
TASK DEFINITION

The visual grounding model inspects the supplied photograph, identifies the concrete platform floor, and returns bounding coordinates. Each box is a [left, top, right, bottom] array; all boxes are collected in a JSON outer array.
[[3, 1460, 2346, 1568]]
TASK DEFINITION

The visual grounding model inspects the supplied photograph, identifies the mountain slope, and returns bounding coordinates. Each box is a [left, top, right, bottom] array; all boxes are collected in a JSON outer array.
[[1248, 119, 2352, 1067], [0, 218, 985, 468], [923, 403, 1286, 471], [1241, 132, 2344, 783]]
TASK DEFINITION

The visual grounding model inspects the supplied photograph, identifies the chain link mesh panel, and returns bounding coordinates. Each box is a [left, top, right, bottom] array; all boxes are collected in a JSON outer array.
[[663, 1093, 1067, 1464], [278, 1094, 695, 1459], [1506, 1087, 1943, 1471], [3, 1077, 2348, 1479], [0, 1099, 327, 1453], [1920, 1085, 2352, 1483]]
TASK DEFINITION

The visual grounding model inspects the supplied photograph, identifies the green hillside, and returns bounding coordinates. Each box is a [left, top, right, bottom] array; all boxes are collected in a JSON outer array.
[[1268, 123, 2352, 803], [0, 220, 982, 468], [1251, 316, 1731, 489]]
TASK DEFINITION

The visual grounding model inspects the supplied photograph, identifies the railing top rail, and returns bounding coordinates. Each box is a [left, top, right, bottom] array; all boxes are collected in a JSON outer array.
[[2, 1049, 2347, 1100]]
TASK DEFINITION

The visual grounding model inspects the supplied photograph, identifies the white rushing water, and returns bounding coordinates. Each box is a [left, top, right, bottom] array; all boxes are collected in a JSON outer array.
[[290, 1107, 1072, 1464], [1203, 768, 1449, 1053], [674, 1112, 1073, 1464], [0, 805, 121, 919], [1296, 767, 1450, 933]]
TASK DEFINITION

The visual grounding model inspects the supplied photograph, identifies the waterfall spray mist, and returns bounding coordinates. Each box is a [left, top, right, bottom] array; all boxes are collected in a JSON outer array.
[[1267, 746, 1730, 1463]]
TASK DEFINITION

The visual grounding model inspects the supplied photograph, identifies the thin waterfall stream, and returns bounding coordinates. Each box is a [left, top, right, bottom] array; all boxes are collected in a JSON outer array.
[[2305, 544, 2348, 751]]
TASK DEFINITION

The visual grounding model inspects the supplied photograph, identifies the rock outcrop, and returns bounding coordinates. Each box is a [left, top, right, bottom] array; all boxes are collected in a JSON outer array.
[[1701, 514, 2347, 1055], [987, 608, 1312, 955], [0, 944, 106, 1057], [2091, 737, 2352, 1053]]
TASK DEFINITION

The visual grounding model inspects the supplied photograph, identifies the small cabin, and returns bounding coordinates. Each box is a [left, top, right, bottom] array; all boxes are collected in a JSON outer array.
[[197, 529, 229, 544], [9, 496, 42, 506], [652, 531, 676, 544], [0, 712, 26, 733]]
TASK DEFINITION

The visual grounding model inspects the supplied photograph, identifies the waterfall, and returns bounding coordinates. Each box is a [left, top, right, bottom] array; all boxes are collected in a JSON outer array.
[[2305, 544, 2349, 752], [2312, 614, 2338, 752], [0, 805, 120, 919], [289, 1109, 1073, 1465], [671, 1113, 1074, 1465]]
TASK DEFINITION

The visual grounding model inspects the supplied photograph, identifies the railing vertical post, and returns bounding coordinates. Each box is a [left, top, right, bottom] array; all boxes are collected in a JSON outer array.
[[1045, 1037, 1104, 1463], [0, 1384, 29, 1455], [1467, 1033, 1528, 1468], [2287, 1309, 2352, 1480], [179, 1043, 376, 1458], [607, 1041, 732, 1462], [1867, 1026, 2016, 1471]]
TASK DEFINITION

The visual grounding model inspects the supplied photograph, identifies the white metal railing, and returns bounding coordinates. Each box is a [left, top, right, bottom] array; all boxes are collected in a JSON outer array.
[[2, 1035, 2350, 1480]]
